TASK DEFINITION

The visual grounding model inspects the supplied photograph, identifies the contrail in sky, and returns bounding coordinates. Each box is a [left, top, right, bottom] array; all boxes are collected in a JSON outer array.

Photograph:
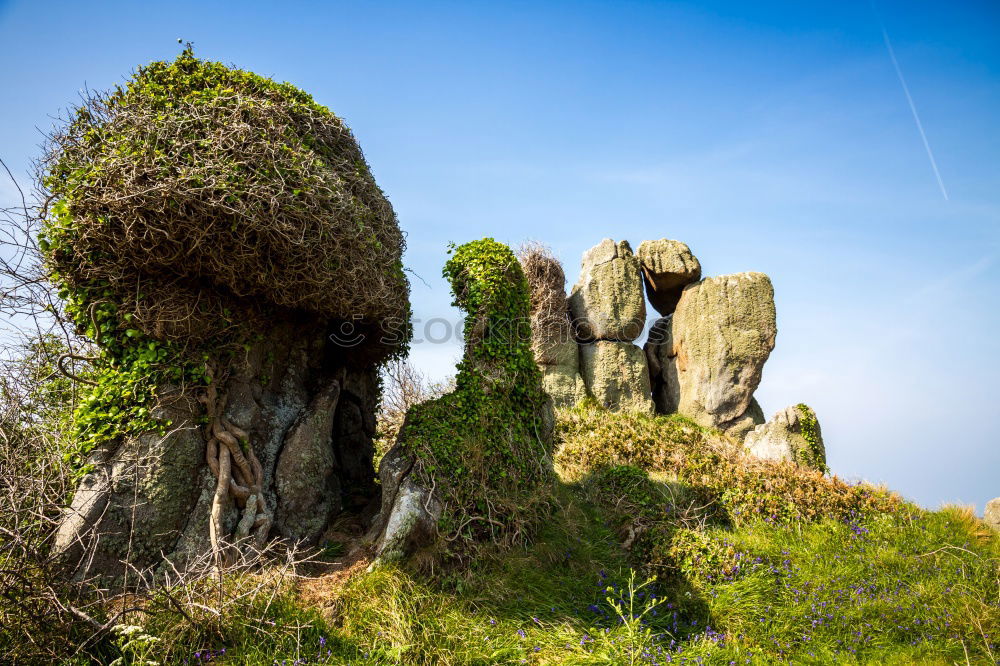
[[875, 11, 949, 200]]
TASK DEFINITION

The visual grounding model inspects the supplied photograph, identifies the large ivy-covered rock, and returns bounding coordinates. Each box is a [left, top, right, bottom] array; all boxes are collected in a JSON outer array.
[[45, 50, 407, 582], [42, 47, 408, 348], [368, 239, 553, 559], [54, 323, 382, 580]]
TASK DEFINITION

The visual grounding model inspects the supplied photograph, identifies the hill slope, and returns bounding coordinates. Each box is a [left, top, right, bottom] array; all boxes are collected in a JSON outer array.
[[81, 406, 999, 665]]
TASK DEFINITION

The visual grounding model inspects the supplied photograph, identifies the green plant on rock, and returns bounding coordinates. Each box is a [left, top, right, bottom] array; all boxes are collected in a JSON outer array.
[[43, 262, 211, 475], [41, 45, 407, 346], [398, 238, 552, 546], [794, 402, 827, 472]]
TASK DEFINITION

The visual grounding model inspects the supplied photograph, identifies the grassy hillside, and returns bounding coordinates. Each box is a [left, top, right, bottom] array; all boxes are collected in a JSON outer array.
[[79, 403, 999, 666]]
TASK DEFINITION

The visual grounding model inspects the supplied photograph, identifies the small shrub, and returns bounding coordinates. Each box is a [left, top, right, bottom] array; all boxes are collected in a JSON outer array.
[[656, 528, 749, 585], [794, 402, 827, 471], [555, 405, 711, 482], [557, 402, 901, 528]]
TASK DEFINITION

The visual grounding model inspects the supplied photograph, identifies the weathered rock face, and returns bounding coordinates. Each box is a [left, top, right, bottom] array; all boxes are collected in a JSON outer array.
[[53, 320, 381, 581], [636, 239, 701, 316], [723, 397, 766, 442], [985, 498, 1000, 531], [52, 392, 206, 579], [648, 273, 776, 434], [744, 404, 826, 470], [579, 341, 654, 413], [646, 315, 676, 413], [569, 239, 646, 342], [274, 377, 344, 543], [541, 357, 589, 408], [365, 443, 441, 561]]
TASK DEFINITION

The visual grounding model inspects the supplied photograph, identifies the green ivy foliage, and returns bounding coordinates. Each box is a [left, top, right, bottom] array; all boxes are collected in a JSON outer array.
[[41, 233, 212, 472], [42, 44, 408, 336], [398, 238, 552, 545]]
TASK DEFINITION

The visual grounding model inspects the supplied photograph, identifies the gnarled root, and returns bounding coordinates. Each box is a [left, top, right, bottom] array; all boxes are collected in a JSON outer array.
[[209, 444, 232, 568], [199, 371, 273, 568]]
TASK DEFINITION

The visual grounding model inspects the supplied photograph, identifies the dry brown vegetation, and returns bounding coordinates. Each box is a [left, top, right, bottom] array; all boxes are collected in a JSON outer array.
[[42, 49, 409, 345]]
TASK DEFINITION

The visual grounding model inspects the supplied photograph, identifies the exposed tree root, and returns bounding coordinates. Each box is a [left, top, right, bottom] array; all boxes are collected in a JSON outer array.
[[199, 369, 273, 568]]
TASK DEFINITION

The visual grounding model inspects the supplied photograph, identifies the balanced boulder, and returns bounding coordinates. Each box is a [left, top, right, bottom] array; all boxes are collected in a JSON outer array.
[[744, 404, 826, 471], [636, 239, 701, 315], [568, 239, 646, 342], [650, 272, 776, 433]]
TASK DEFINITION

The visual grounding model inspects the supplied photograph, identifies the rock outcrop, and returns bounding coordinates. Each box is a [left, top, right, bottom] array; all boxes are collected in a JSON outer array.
[[522, 238, 819, 457], [647, 272, 776, 434], [46, 53, 410, 583], [985, 498, 1000, 531], [540, 360, 588, 408], [367, 239, 553, 561], [636, 239, 701, 316], [569, 239, 646, 342], [744, 404, 826, 470], [365, 443, 441, 561], [274, 377, 345, 543]]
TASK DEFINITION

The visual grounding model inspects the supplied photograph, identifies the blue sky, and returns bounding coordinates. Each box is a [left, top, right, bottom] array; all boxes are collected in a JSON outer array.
[[1, 1, 998, 512]]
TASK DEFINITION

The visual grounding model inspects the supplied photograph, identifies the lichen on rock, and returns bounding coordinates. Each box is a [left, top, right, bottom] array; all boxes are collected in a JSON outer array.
[[569, 239, 646, 343], [647, 272, 776, 435], [985, 498, 1000, 531], [579, 341, 654, 414]]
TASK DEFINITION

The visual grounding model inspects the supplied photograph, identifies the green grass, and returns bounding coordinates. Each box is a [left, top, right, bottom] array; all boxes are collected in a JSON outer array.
[[60, 408, 1000, 665]]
